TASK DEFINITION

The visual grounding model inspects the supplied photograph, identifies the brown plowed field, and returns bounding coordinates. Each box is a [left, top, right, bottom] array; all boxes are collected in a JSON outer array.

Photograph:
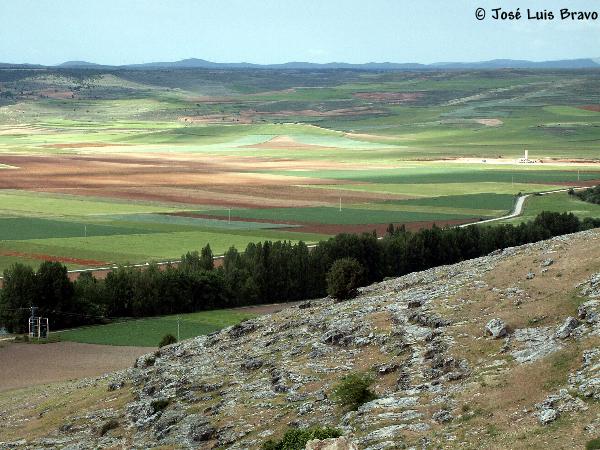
[[0, 341, 152, 392], [0, 153, 402, 208], [578, 105, 600, 112], [0, 250, 107, 266]]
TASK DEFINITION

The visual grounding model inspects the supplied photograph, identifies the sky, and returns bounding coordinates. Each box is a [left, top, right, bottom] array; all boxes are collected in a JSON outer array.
[[1, 0, 599, 65]]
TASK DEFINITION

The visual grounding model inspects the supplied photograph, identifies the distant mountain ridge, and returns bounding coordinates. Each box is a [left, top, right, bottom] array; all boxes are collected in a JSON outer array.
[[3, 57, 600, 70]]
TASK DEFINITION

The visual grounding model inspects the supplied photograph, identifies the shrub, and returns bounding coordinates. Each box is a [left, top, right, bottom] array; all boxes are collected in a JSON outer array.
[[586, 438, 600, 450], [331, 372, 377, 411], [150, 399, 170, 413], [261, 427, 342, 450], [158, 333, 177, 348], [326, 258, 365, 300], [98, 419, 119, 436]]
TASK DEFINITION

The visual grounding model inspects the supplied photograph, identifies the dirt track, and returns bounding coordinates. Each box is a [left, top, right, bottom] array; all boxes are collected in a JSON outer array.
[[0, 341, 152, 392]]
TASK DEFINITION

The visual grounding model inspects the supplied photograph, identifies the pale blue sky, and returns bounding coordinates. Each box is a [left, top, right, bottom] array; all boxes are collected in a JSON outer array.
[[1, 0, 599, 65]]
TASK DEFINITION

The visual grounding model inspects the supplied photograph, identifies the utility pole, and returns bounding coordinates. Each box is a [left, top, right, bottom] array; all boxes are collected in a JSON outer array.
[[228, 208, 231, 224], [84, 225, 87, 238], [339, 197, 342, 212], [177, 315, 180, 341]]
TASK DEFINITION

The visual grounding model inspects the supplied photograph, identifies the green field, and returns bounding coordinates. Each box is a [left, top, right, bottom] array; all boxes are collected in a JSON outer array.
[[57, 308, 258, 346], [204, 206, 483, 225], [504, 191, 600, 224], [0, 68, 599, 272]]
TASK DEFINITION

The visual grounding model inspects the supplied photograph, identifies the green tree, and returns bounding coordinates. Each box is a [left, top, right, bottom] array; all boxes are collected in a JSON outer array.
[[326, 258, 365, 300], [179, 251, 202, 272], [35, 261, 76, 329], [200, 244, 214, 271], [73, 272, 105, 323], [0, 263, 37, 333]]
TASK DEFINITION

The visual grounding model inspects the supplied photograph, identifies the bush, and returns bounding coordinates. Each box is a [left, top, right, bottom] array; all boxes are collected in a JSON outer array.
[[150, 399, 170, 413], [261, 427, 342, 450], [98, 419, 119, 436], [586, 438, 600, 450], [331, 372, 377, 411], [326, 258, 365, 300], [158, 333, 177, 348]]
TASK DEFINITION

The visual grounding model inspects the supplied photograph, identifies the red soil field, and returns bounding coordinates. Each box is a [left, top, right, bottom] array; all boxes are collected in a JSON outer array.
[[578, 105, 600, 112], [0, 153, 401, 208], [0, 250, 107, 266]]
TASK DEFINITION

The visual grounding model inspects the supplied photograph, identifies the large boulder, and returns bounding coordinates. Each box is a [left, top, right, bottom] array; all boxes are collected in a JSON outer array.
[[578, 300, 600, 324], [555, 317, 580, 339], [485, 318, 508, 338]]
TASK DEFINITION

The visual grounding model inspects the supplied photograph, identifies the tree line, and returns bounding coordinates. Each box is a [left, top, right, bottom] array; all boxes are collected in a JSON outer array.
[[572, 185, 600, 205], [1, 211, 599, 333]]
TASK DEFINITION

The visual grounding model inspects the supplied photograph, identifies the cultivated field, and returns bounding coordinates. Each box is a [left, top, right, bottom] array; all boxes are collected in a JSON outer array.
[[0, 341, 151, 392], [57, 306, 266, 347], [0, 68, 599, 271]]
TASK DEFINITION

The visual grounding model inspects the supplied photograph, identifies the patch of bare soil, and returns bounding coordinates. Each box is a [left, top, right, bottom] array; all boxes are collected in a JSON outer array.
[[0, 250, 107, 266], [475, 118, 503, 126], [578, 105, 600, 112], [0, 342, 152, 392], [292, 218, 477, 235], [179, 114, 253, 124], [343, 132, 399, 141], [242, 135, 336, 150], [42, 143, 130, 149], [38, 89, 74, 99]]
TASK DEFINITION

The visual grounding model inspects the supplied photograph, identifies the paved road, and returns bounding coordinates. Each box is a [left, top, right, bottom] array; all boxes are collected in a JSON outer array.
[[458, 187, 587, 228]]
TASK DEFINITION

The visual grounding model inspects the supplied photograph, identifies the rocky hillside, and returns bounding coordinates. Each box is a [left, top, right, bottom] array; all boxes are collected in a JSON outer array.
[[2, 229, 600, 449]]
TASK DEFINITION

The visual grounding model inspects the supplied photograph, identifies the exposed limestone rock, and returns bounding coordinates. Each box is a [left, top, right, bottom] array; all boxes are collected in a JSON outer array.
[[569, 348, 600, 399], [511, 327, 561, 363], [306, 436, 358, 450], [485, 318, 507, 338], [579, 300, 600, 324], [555, 316, 580, 339], [535, 389, 587, 425], [537, 408, 558, 425], [579, 273, 600, 299]]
